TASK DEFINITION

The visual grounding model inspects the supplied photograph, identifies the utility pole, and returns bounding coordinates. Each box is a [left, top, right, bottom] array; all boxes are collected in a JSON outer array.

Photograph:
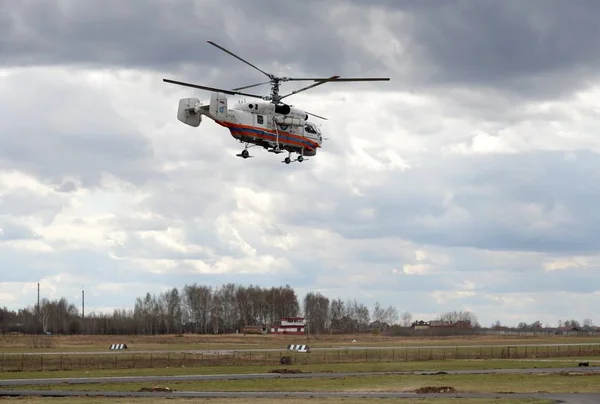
[[37, 281, 41, 334]]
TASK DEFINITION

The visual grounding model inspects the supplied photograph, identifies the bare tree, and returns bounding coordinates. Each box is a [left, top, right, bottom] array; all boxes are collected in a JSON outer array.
[[400, 311, 412, 327], [4, 283, 412, 336], [583, 318, 595, 330], [354, 302, 370, 332], [383, 306, 399, 325], [437, 310, 479, 327], [303, 292, 330, 335], [328, 298, 345, 333], [372, 302, 385, 323], [563, 319, 581, 329], [164, 287, 183, 334], [183, 284, 213, 333]]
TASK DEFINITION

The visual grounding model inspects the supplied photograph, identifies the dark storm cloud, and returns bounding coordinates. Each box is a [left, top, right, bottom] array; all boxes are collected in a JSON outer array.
[[0, 0, 351, 91], [4, 0, 600, 99], [0, 0, 224, 68], [405, 0, 600, 97], [340, 0, 600, 97]]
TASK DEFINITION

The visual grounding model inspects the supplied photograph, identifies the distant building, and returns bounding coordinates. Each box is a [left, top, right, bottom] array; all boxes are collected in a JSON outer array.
[[241, 325, 268, 335], [368, 321, 391, 330], [559, 326, 580, 332], [271, 317, 305, 335], [430, 320, 472, 329], [411, 320, 473, 329], [411, 320, 430, 330], [429, 320, 449, 327]]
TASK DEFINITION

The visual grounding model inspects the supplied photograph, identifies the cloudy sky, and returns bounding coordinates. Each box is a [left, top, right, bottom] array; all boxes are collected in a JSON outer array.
[[2, 0, 600, 327]]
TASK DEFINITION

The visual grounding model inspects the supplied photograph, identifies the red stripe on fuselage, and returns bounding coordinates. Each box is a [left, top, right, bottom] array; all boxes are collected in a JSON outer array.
[[230, 129, 314, 149], [215, 121, 320, 150]]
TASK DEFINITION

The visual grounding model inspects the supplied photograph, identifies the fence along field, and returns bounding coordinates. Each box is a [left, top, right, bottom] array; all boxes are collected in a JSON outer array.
[[2, 343, 600, 372]]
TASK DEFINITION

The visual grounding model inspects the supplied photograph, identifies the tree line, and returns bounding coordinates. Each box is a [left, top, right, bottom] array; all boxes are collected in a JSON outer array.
[[1, 282, 591, 336], [0, 282, 421, 335]]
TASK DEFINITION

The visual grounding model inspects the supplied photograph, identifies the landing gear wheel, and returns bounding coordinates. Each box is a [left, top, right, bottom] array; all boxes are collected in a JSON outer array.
[[284, 157, 291, 164], [297, 156, 304, 162], [241, 149, 249, 158]]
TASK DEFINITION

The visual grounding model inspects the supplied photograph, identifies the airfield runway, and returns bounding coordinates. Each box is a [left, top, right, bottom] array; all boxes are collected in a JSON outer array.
[[1, 367, 599, 403]]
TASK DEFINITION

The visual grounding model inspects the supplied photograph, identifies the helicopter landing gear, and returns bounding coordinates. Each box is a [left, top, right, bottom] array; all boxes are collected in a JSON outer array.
[[268, 143, 285, 154], [281, 149, 307, 164], [236, 142, 255, 159], [282, 151, 292, 164]]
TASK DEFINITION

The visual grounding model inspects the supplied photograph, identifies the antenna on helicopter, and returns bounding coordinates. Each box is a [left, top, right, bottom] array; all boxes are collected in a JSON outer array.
[[163, 40, 390, 119]]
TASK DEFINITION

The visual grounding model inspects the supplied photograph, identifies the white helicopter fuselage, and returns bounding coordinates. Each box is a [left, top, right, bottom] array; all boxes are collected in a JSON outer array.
[[164, 40, 389, 163], [177, 92, 322, 158]]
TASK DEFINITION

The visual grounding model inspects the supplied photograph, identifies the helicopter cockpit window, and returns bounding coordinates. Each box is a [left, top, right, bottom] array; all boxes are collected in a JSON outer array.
[[305, 123, 317, 134]]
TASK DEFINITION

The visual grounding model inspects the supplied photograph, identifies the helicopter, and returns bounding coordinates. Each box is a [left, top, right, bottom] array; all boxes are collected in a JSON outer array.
[[163, 40, 390, 164]]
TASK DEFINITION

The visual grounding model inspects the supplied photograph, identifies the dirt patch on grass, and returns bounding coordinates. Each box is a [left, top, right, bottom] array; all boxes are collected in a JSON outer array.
[[269, 368, 304, 374], [414, 386, 457, 393], [557, 371, 599, 376], [138, 386, 173, 392]]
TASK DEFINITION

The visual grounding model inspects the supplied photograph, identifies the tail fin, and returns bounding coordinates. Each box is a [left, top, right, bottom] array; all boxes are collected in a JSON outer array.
[[209, 92, 228, 119], [177, 98, 202, 127]]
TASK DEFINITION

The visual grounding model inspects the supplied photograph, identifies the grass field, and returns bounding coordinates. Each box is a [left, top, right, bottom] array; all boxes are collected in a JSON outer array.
[[3, 335, 595, 403], [1, 333, 600, 374], [6, 371, 600, 394], [1, 340, 599, 373], [3, 333, 600, 352], [1, 357, 597, 380]]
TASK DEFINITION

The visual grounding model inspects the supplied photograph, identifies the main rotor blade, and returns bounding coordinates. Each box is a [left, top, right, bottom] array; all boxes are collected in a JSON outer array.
[[288, 77, 391, 82], [279, 75, 340, 101], [306, 111, 328, 120], [207, 40, 272, 79], [163, 78, 265, 100], [232, 81, 271, 91]]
